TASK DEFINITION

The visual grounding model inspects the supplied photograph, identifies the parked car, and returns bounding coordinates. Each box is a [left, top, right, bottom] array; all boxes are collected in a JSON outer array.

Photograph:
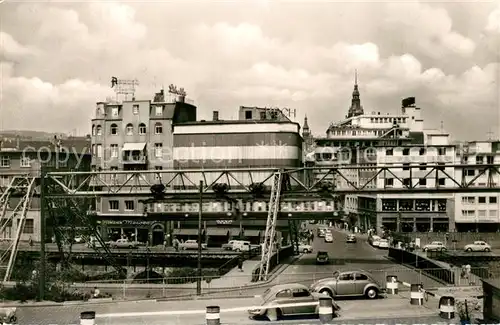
[[248, 283, 338, 321], [370, 235, 381, 247], [464, 241, 491, 252], [346, 234, 357, 243], [109, 238, 137, 249], [378, 239, 389, 249], [298, 243, 313, 253], [423, 241, 446, 252], [316, 251, 329, 264], [179, 240, 207, 250], [318, 228, 326, 238], [310, 270, 382, 299], [222, 240, 237, 250], [324, 234, 333, 243]]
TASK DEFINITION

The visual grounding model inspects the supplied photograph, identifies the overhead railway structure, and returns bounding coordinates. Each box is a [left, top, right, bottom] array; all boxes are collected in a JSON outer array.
[[1, 163, 500, 289]]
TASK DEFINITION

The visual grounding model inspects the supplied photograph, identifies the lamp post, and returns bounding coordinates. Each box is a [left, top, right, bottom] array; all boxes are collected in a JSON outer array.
[[196, 180, 203, 296]]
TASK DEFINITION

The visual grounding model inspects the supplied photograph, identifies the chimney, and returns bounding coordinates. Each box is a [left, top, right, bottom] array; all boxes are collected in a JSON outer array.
[[213, 111, 219, 121]]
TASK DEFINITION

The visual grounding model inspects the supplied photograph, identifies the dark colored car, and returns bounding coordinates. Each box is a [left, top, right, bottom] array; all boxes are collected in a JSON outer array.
[[316, 251, 329, 264]]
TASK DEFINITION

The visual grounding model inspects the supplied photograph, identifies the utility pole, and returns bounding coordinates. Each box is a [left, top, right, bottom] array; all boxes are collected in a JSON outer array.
[[196, 180, 203, 295], [39, 168, 47, 301]]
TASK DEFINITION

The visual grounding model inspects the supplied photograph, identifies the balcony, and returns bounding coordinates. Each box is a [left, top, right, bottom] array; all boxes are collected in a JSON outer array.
[[122, 153, 147, 164]]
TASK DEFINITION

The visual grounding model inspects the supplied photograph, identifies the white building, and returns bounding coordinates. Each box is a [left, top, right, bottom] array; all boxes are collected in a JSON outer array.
[[454, 141, 500, 232]]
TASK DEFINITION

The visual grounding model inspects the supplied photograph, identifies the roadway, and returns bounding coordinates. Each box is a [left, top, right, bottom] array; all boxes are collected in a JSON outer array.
[[65, 228, 445, 299]]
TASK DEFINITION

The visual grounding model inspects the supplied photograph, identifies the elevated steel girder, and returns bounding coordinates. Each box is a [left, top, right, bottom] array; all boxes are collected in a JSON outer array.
[[93, 212, 340, 221], [42, 164, 500, 198]]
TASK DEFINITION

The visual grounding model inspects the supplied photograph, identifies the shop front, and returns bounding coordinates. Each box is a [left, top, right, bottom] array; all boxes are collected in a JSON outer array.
[[100, 220, 167, 246]]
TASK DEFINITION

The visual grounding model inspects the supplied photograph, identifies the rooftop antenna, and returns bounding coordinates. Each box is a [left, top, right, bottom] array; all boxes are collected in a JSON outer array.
[[111, 76, 139, 101], [440, 121, 444, 133]]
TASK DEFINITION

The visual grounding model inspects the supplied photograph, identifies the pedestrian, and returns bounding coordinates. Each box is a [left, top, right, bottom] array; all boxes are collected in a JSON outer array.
[[92, 287, 100, 298], [311, 233, 314, 242], [28, 236, 33, 247], [237, 255, 244, 272], [173, 237, 180, 251]]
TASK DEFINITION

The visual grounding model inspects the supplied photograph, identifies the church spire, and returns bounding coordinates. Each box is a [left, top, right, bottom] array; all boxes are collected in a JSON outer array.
[[303, 115, 310, 132], [347, 69, 364, 118]]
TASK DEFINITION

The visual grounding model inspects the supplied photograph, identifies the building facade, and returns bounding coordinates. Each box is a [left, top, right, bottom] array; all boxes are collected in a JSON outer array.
[[454, 141, 500, 232], [0, 137, 91, 242]]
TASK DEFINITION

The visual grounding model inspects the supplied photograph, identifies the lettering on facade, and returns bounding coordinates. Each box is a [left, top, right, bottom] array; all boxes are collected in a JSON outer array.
[[216, 220, 233, 225], [103, 220, 154, 226]]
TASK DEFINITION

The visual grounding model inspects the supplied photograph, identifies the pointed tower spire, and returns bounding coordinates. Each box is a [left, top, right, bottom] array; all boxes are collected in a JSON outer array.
[[303, 115, 310, 131], [347, 69, 364, 118]]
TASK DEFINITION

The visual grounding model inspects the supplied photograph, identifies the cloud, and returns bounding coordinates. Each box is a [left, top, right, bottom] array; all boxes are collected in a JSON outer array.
[[0, 1, 498, 140], [485, 5, 500, 33]]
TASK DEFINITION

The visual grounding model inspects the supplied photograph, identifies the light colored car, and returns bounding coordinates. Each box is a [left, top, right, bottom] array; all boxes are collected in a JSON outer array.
[[464, 241, 491, 252], [109, 238, 137, 249], [310, 270, 382, 299], [179, 240, 207, 250], [346, 234, 357, 243], [248, 283, 337, 321], [318, 228, 326, 238], [324, 234, 333, 243], [378, 239, 389, 249], [371, 235, 381, 247], [298, 243, 313, 253], [423, 241, 446, 252]]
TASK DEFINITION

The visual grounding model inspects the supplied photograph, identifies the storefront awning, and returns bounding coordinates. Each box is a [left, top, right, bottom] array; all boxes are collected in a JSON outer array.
[[206, 228, 230, 236], [123, 143, 146, 151], [244, 230, 261, 237], [173, 228, 199, 236], [229, 228, 241, 237]]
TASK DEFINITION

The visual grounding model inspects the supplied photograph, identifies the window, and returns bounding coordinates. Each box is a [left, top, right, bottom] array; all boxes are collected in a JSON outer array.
[[20, 156, 31, 168], [125, 200, 135, 211], [438, 178, 446, 186], [292, 289, 310, 298], [415, 199, 430, 211], [419, 163, 427, 170], [245, 111, 252, 120], [478, 210, 487, 217], [403, 163, 410, 170], [92, 145, 96, 156], [0, 156, 10, 168], [384, 178, 394, 187], [126, 123, 134, 135], [109, 200, 119, 210], [111, 107, 119, 117], [96, 125, 102, 136], [489, 210, 498, 217], [133, 105, 139, 115], [487, 156, 494, 164], [419, 178, 427, 186], [92, 125, 95, 136], [462, 210, 475, 217], [437, 199, 447, 211], [382, 199, 397, 211], [139, 123, 147, 135], [476, 156, 483, 164], [155, 106, 162, 116], [23, 219, 34, 234], [111, 144, 118, 158], [96, 145, 103, 158], [355, 273, 368, 281], [0, 176, 9, 187], [478, 197, 486, 204], [403, 148, 410, 156], [155, 143, 163, 157], [437, 147, 446, 155], [338, 273, 354, 281], [110, 124, 118, 135], [276, 289, 292, 298], [490, 197, 497, 204], [465, 169, 475, 176], [155, 122, 163, 134], [419, 148, 426, 156], [462, 196, 475, 204], [386, 149, 393, 156], [403, 178, 411, 186], [155, 166, 162, 180]]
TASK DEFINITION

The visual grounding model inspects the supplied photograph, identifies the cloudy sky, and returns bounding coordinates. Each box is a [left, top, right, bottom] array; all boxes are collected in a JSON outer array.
[[1, 0, 499, 140]]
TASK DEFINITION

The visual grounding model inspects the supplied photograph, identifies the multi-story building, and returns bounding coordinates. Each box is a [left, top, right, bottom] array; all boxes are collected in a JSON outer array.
[[90, 89, 197, 245], [0, 136, 91, 242], [454, 141, 500, 232], [169, 107, 304, 245]]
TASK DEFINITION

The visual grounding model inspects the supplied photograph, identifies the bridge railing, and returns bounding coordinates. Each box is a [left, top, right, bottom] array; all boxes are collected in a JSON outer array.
[[68, 266, 489, 301]]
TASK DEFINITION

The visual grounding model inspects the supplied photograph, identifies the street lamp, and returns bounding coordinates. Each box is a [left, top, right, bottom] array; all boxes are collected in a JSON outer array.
[[196, 180, 203, 296]]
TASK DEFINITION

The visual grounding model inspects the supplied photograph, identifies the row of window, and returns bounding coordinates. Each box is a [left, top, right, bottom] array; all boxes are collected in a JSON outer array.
[[0, 156, 66, 168], [109, 200, 135, 211], [0, 219, 34, 234], [461, 196, 498, 204], [384, 178, 447, 187], [92, 122, 164, 136], [105, 105, 163, 118], [370, 117, 407, 124], [464, 156, 495, 164], [381, 199, 447, 212], [92, 143, 164, 158], [386, 147, 447, 156], [461, 210, 498, 218]]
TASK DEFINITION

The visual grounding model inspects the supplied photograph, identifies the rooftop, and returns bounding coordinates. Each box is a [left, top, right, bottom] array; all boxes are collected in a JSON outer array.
[[0, 137, 91, 153]]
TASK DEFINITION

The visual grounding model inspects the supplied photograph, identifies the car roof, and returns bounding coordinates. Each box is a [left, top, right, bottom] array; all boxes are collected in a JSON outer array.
[[270, 283, 309, 292]]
